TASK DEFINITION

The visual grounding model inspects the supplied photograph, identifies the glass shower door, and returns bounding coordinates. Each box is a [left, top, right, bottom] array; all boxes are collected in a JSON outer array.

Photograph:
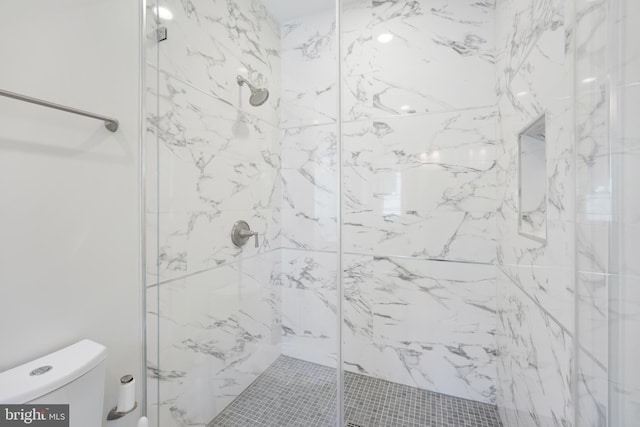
[[146, 0, 341, 426], [575, 0, 640, 424]]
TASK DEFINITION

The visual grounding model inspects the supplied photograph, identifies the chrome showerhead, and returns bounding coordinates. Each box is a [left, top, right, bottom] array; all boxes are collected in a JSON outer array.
[[237, 75, 270, 107]]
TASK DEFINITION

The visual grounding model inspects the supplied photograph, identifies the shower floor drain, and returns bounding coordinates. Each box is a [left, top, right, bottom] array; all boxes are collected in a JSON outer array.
[[346, 422, 365, 427]]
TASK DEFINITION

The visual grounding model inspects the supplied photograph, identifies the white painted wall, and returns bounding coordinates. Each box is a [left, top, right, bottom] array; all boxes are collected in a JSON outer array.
[[0, 1, 142, 426]]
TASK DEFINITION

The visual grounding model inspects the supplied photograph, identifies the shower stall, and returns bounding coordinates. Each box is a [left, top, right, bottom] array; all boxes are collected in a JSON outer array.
[[143, 0, 640, 426]]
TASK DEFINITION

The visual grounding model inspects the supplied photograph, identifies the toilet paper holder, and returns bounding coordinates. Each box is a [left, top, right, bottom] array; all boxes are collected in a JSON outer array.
[[107, 402, 138, 421], [107, 374, 138, 421]]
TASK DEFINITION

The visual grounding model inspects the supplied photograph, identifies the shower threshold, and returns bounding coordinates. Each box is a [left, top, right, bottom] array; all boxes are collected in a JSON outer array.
[[209, 355, 502, 427]]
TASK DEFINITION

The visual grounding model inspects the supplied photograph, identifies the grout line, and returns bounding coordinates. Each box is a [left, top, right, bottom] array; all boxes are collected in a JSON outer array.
[[148, 64, 282, 130], [497, 264, 574, 337], [281, 246, 496, 266], [149, 247, 496, 288], [147, 247, 280, 287], [576, 343, 607, 373], [149, 61, 499, 134], [280, 104, 498, 132]]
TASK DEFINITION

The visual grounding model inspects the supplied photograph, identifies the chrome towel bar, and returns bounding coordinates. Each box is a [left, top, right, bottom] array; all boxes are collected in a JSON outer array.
[[0, 88, 119, 132]]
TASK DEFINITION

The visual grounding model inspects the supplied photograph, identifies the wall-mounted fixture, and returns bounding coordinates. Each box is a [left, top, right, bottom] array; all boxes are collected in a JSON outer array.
[[231, 220, 259, 248], [236, 76, 269, 107], [0, 88, 119, 132], [107, 374, 137, 420], [518, 114, 547, 243]]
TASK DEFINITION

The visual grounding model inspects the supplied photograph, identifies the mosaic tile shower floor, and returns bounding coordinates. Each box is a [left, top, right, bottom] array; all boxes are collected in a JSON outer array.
[[209, 355, 502, 427]]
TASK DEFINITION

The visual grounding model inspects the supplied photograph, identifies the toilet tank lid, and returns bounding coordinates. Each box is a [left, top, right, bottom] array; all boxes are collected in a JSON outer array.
[[0, 339, 107, 404]]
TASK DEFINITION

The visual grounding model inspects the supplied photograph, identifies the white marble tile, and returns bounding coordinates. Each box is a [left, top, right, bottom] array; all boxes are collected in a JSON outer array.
[[283, 0, 495, 123], [280, 249, 339, 367], [495, 19, 575, 269], [342, 110, 497, 214], [619, 0, 640, 88], [280, 163, 338, 251], [342, 0, 375, 77], [156, 0, 281, 126], [151, 206, 281, 280], [155, 211, 188, 280], [344, 257, 497, 403], [495, 0, 565, 97], [281, 159, 337, 214], [608, 275, 640, 425], [363, 0, 496, 115], [280, 210, 337, 251], [185, 208, 281, 272], [147, 73, 282, 278], [576, 349, 608, 427], [574, 0, 607, 88], [344, 109, 497, 168], [370, 258, 496, 345], [344, 209, 496, 263], [153, 253, 281, 426], [281, 124, 337, 171], [574, 0, 609, 286], [343, 254, 374, 341], [280, 10, 337, 128], [576, 273, 608, 368], [150, 73, 281, 213], [365, 163, 496, 213], [499, 264, 574, 333], [280, 122, 338, 250], [496, 268, 573, 427]]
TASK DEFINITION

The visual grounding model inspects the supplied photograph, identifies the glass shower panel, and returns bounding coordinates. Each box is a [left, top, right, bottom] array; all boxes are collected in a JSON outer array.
[[146, 0, 340, 426], [610, 1, 640, 422], [144, 1, 160, 425], [575, 0, 640, 425], [274, 0, 341, 425], [340, 1, 500, 425]]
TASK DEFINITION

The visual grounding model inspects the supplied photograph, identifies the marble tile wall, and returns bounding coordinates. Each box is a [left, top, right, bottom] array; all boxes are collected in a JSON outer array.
[[344, 256, 498, 403], [145, 1, 283, 426], [494, 0, 576, 425], [279, 0, 499, 404], [496, 268, 573, 427]]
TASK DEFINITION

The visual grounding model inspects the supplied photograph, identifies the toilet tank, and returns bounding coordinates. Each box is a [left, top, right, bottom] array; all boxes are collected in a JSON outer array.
[[0, 340, 107, 427]]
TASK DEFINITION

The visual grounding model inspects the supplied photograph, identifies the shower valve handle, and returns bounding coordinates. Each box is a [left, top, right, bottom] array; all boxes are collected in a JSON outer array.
[[239, 229, 259, 248], [231, 220, 259, 248]]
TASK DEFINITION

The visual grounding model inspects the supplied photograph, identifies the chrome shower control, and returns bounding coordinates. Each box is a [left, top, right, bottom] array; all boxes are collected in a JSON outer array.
[[231, 220, 259, 248]]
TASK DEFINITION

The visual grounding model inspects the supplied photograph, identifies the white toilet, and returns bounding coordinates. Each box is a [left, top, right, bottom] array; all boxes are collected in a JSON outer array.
[[0, 339, 107, 427]]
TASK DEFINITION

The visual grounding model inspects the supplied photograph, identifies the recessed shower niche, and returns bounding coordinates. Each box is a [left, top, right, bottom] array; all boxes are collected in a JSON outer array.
[[518, 115, 547, 242]]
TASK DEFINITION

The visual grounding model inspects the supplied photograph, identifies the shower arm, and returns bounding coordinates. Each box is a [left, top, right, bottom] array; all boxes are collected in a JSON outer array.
[[236, 75, 257, 92]]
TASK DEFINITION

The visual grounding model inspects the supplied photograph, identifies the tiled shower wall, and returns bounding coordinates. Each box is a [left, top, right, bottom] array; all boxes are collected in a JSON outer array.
[[494, 0, 575, 425], [279, 0, 499, 404], [145, 1, 283, 426]]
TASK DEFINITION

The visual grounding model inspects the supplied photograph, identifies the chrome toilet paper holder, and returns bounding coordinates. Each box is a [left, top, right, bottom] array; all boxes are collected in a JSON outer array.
[[107, 374, 137, 421]]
